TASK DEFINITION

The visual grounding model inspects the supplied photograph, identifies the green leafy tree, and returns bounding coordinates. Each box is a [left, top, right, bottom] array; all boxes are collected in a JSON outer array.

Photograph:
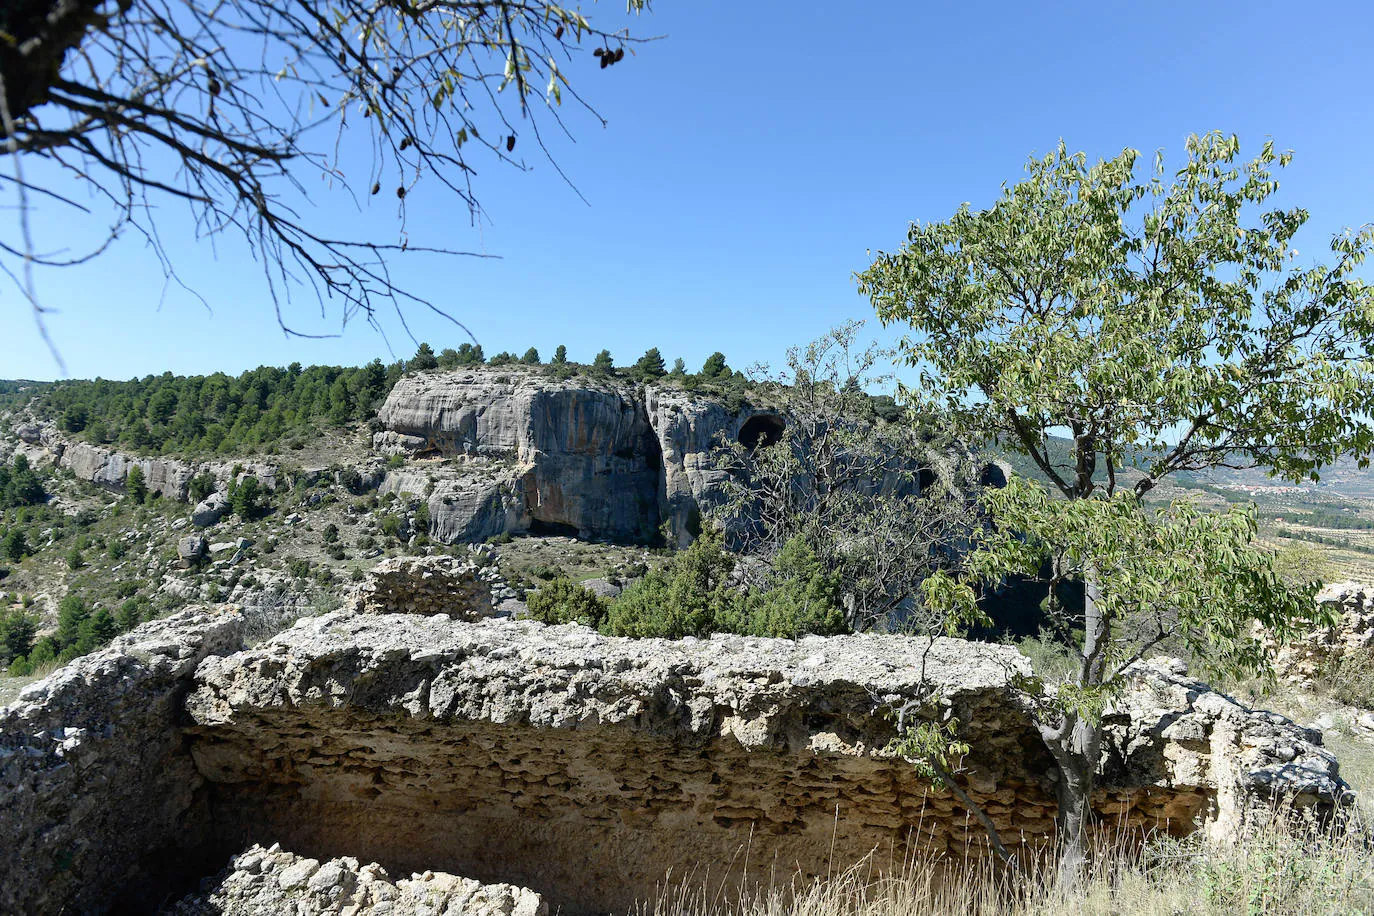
[[552, 345, 569, 365], [125, 465, 147, 503], [0, 609, 38, 666], [521, 347, 542, 365], [0, 455, 46, 508], [670, 357, 686, 377], [454, 343, 486, 366], [231, 475, 266, 520], [488, 351, 517, 366], [409, 343, 440, 372], [80, 608, 120, 650], [438, 348, 461, 369], [2, 529, 29, 562], [66, 547, 85, 571], [632, 347, 667, 380], [188, 473, 217, 505], [116, 599, 145, 632], [700, 352, 729, 379], [858, 132, 1374, 880], [591, 349, 614, 374], [54, 595, 90, 652]]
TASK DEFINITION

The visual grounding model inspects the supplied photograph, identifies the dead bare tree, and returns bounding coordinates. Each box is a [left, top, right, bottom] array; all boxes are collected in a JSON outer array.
[[0, 0, 652, 367], [715, 321, 987, 632]]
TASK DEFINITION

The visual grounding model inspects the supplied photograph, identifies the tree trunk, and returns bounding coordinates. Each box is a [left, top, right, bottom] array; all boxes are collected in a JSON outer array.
[[1041, 570, 1108, 888], [1041, 710, 1100, 887]]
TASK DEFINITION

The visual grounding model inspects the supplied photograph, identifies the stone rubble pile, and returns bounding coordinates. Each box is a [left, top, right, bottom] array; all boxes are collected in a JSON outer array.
[[1274, 583, 1374, 690], [165, 844, 546, 916], [346, 552, 515, 618]]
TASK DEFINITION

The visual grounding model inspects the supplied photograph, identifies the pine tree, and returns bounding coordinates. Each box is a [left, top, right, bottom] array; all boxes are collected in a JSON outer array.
[[409, 342, 439, 371], [592, 350, 614, 373], [633, 348, 667, 380], [552, 345, 569, 365], [700, 352, 728, 379], [125, 465, 147, 503], [522, 347, 541, 365]]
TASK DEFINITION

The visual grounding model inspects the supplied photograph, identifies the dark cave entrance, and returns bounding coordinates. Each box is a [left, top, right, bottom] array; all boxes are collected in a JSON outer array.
[[737, 414, 785, 450], [529, 518, 581, 538]]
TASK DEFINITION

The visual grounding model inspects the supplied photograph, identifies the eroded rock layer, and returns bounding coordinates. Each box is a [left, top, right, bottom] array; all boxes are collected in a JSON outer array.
[[375, 369, 781, 545]]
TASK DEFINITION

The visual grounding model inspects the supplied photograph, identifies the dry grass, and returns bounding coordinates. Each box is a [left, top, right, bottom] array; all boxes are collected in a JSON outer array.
[[643, 818, 1374, 916]]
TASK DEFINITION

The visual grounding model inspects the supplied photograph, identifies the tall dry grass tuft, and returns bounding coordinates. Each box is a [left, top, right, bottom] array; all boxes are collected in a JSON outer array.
[[641, 814, 1374, 916]]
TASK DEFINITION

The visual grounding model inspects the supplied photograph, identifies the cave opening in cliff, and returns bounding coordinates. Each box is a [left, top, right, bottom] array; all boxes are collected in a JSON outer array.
[[978, 463, 1007, 488], [529, 518, 581, 538], [917, 466, 937, 492], [738, 414, 785, 450]]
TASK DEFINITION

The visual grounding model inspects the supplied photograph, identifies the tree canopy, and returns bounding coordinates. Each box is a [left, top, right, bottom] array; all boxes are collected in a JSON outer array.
[[859, 131, 1374, 878], [860, 133, 1374, 499]]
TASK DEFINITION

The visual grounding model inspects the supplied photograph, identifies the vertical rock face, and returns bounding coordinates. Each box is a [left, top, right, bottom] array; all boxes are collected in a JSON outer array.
[[644, 388, 751, 548], [0, 607, 245, 915], [377, 370, 770, 546]]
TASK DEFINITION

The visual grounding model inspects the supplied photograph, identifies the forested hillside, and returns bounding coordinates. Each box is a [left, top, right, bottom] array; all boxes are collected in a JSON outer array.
[[14, 361, 403, 456]]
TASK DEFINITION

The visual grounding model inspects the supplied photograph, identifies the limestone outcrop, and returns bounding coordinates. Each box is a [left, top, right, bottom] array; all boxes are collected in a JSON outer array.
[[1275, 583, 1374, 690], [0, 607, 245, 915], [375, 369, 785, 545], [6, 422, 278, 501], [166, 844, 546, 916]]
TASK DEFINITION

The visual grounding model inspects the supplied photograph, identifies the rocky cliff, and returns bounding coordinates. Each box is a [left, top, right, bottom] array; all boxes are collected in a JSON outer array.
[[5, 423, 281, 502], [376, 369, 867, 547], [1, 604, 1347, 914]]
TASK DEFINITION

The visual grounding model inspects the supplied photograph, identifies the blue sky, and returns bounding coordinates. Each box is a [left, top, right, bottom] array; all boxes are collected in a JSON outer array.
[[3, 0, 1373, 381]]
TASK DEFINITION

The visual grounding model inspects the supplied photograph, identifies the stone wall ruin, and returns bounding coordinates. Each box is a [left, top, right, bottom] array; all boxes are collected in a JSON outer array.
[[0, 606, 1352, 914]]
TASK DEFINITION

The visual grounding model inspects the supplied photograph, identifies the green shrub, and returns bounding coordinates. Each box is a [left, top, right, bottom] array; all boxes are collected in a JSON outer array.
[[287, 557, 312, 579], [601, 531, 744, 638], [380, 515, 402, 539], [527, 579, 608, 628], [322, 523, 339, 544], [738, 536, 846, 638], [601, 533, 846, 640], [231, 475, 266, 520], [527, 563, 565, 581], [1, 528, 29, 561], [188, 472, 217, 504]]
